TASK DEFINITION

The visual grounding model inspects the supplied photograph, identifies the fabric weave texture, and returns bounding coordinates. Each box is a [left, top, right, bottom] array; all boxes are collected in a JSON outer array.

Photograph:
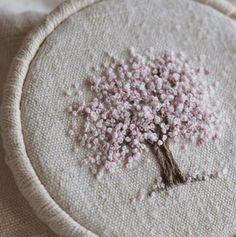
[[1, 0, 236, 237]]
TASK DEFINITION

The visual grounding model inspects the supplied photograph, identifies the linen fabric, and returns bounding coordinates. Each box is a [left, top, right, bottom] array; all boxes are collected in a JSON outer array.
[[1, 0, 236, 237], [0, 11, 58, 237], [195, 0, 236, 18]]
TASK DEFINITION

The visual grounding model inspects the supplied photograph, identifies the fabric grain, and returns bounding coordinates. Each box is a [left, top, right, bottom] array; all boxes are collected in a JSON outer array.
[[1, 0, 236, 237], [0, 12, 57, 237]]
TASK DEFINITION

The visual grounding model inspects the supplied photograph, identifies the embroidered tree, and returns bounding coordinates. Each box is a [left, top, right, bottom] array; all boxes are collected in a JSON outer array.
[[68, 49, 222, 187]]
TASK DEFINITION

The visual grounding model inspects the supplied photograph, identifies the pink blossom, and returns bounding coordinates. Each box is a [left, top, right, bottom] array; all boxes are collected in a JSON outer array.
[[67, 49, 223, 178]]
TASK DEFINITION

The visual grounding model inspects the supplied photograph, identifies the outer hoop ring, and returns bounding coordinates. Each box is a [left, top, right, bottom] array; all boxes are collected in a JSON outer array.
[[1, 0, 235, 236], [1, 0, 101, 236]]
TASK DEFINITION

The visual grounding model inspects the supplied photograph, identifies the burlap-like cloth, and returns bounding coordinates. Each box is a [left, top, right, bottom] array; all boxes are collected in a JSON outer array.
[[1, 0, 236, 237], [0, 12, 57, 237]]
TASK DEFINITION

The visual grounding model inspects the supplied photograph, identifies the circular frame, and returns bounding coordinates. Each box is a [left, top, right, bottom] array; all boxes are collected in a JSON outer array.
[[1, 0, 236, 236], [1, 0, 101, 236]]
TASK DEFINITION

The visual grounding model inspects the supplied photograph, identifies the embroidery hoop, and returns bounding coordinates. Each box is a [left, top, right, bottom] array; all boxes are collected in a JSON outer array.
[[1, 0, 100, 236], [1, 0, 235, 236]]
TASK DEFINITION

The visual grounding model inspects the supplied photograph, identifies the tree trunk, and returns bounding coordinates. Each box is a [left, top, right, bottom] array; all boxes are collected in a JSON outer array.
[[150, 140, 186, 188]]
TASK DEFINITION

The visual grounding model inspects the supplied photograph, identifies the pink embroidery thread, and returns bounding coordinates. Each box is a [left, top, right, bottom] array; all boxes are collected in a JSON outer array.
[[66, 48, 224, 187]]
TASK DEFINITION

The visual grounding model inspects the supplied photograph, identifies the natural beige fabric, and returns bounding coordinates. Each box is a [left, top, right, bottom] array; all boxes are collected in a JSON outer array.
[[1, 0, 236, 237], [0, 0, 64, 13], [1, 1, 102, 236], [0, 12, 57, 237], [195, 0, 236, 18]]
